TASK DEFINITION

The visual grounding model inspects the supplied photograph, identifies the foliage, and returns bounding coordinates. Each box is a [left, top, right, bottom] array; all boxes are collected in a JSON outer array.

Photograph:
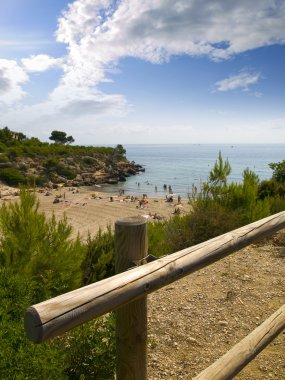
[[65, 315, 116, 380], [81, 226, 115, 285], [0, 189, 116, 379], [0, 167, 26, 186], [115, 144, 126, 157], [0, 269, 67, 379], [49, 130, 75, 145], [0, 154, 9, 163], [55, 164, 77, 180], [209, 150, 231, 187], [0, 127, 120, 160], [269, 160, 285, 183], [0, 188, 85, 299], [148, 221, 172, 257], [258, 178, 285, 200], [269, 196, 285, 214]]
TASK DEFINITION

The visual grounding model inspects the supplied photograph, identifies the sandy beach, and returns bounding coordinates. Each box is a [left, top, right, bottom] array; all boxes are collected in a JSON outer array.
[[0, 185, 191, 240]]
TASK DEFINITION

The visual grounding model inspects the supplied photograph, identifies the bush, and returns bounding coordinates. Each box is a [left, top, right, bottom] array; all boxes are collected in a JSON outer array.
[[0, 269, 67, 379], [269, 160, 285, 183], [43, 159, 76, 180], [148, 221, 171, 257], [65, 315, 116, 379], [268, 196, 285, 214], [0, 167, 26, 185], [258, 179, 285, 199], [81, 226, 115, 285], [56, 164, 76, 180], [0, 154, 9, 163], [0, 188, 85, 299], [0, 189, 118, 378], [83, 157, 96, 165]]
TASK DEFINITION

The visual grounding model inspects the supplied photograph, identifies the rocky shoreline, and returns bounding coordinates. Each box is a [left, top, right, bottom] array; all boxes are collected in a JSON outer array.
[[0, 153, 145, 188]]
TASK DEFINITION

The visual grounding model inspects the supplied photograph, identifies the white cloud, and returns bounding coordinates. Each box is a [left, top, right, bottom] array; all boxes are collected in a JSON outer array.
[[214, 72, 261, 92], [57, 0, 285, 71], [50, 0, 285, 114], [21, 54, 64, 73], [0, 59, 29, 105]]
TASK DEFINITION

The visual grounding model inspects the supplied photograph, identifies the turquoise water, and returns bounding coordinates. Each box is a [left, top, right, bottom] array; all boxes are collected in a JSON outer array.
[[98, 144, 285, 198]]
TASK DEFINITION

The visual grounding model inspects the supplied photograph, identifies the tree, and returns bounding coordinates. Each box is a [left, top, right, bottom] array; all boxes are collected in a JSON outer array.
[[49, 130, 74, 145], [209, 151, 231, 187], [269, 160, 285, 183], [15, 132, 27, 141], [0, 188, 84, 296], [115, 144, 126, 157]]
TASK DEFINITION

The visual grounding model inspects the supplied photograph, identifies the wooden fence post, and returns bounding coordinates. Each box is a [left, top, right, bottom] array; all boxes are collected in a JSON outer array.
[[115, 217, 148, 380]]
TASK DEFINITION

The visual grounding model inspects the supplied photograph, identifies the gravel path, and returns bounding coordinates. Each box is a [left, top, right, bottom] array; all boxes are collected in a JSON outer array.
[[147, 232, 285, 379]]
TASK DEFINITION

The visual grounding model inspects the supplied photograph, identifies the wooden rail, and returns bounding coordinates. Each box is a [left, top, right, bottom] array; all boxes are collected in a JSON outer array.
[[24, 211, 285, 379], [192, 303, 285, 380]]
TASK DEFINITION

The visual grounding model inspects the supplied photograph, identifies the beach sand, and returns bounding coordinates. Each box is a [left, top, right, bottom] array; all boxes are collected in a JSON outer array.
[[0, 185, 191, 240]]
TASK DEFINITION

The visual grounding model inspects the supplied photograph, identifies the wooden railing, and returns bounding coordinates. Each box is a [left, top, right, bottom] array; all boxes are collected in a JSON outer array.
[[25, 212, 285, 379]]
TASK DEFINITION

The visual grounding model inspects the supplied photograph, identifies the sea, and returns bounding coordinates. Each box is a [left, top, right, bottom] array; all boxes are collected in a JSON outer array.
[[97, 144, 285, 199]]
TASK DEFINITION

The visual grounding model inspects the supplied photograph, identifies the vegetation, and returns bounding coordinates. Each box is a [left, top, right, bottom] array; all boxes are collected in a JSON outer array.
[[82, 227, 115, 285], [0, 126, 121, 159], [0, 188, 116, 379], [269, 160, 285, 183], [0, 126, 128, 187], [49, 130, 75, 145], [0, 167, 26, 186]]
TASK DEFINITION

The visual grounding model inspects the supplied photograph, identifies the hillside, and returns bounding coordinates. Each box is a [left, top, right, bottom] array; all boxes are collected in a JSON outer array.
[[0, 127, 144, 188]]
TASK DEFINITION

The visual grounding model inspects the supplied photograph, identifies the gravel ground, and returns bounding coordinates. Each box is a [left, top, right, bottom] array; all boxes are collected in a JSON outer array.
[[147, 231, 285, 379]]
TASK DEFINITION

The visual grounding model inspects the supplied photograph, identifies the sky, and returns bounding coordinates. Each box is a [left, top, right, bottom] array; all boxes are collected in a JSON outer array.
[[0, 0, 285, 145]]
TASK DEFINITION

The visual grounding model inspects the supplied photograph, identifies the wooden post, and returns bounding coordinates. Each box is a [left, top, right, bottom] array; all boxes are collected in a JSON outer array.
[[115, 217, 148, 380]]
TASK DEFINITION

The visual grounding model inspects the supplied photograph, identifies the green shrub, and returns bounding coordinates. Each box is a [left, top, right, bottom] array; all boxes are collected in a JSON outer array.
[[258, 179, 285, 199], [0, 142, 7, 152], [56, 164, 76, 180], [7, 148, 19, 160], [43, 158, 59, 172], [0, 189, 118, 379], [0, 269, 67, 379], [43, 159, 76, 180], [148, 221, 171, 257], [269, 160, 285, 183], [269, 196, 285, 214], [81, 226, 115, 285], [83, 157, 96, 165], [0, 167, 26, 185], [0, 188, 85, 299], [65, 314, 116, 379], [0, 154, 9, 163]]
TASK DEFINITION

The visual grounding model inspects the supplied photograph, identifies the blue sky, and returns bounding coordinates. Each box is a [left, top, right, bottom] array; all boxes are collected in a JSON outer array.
[[0, 0, 285, 144]]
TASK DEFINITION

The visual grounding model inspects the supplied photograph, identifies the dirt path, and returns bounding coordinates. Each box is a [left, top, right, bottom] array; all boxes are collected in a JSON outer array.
[[147, 233, 285, 379]]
